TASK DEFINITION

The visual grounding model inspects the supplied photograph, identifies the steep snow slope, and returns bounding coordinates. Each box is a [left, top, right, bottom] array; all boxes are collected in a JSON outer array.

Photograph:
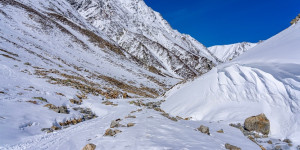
[[67, 0, 217, 79], [0, 0, 179, 99], [208, 42, 257, 62], [162, 22, 300, 145]]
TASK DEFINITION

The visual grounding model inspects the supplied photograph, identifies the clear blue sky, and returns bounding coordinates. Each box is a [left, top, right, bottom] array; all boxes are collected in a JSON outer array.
[[144, 0, 300, 47]]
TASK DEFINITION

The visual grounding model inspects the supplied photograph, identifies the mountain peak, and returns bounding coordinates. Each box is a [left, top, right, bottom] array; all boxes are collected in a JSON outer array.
[[68, 0, 217, 79]]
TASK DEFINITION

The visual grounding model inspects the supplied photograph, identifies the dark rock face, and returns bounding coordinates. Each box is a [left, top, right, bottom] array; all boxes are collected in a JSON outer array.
[[197, 125, 210, 135], [225, 143, 241, 150], [244, 113, 270, 135]]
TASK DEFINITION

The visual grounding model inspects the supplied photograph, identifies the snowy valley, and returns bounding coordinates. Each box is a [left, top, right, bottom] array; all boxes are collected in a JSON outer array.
[[0, 0, 300, 150]]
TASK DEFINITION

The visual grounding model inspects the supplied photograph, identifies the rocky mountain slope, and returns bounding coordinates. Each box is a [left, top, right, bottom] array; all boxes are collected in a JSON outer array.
[[162, 18, 300, 149], [208, 42, 257, 62], [0, 0, 220, 148], [0, 0, 182, 99], [67, 0, 217, 79]]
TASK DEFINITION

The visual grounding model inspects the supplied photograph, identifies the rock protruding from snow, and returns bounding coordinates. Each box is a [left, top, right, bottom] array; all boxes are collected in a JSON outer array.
[[104, 128, 122, 136], [110, 119, 122, 128], [82, 143, 96, 150], [208, 42, 257, 62], [244, 114, 270, 135], [291, 14, 300, 25], [225, 143, 241, 150], [197, 125, 210, 135]]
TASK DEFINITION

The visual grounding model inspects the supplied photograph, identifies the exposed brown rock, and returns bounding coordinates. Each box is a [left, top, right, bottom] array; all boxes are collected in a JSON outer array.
[[26, 100, 38, 104], [55, 92, 65, 96], [70, 99, 81, 105], [125, 115, 136, 119], [51, 125, 60, 130], [225, 143, 241, 150], [82, 143, 96, 150], [197, 125, 210, 135], [267, 140, 272, 144], [104, 129, 122, 136], [127, 123, 135, 127], [244, 113, 270, 135], [122, 92, 128, 98], [217, 129, 224, 133]]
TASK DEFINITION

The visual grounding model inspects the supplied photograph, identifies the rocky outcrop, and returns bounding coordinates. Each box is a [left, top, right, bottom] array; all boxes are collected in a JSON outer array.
[[291, 14, 300, 25], [244, 113, 270, 135], [82, 143, 96, 150]]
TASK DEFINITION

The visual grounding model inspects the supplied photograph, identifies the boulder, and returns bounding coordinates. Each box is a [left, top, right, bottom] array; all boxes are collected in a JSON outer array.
[[274, 145, 282, 150], [110, 119, 123, 128], [127, 123, 135, 127], [197, 125, 210, 135], [58, 106, 68, 114], [104, 129, 122, 136], [122, 93, 128, 98], [244, 113, 270, 135], [267, 140, 272, 144], [225, 143, 241, 150], [217, 129, 224, 133], [82, 143, 96, 150], [283, 139, 292, 144]]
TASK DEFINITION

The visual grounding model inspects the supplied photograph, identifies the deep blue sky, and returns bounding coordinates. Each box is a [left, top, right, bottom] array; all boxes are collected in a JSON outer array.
[[144, 0, 300, 47]]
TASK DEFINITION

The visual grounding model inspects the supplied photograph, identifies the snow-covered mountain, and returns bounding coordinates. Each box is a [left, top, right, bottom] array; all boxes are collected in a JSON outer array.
[[162, 20, 300, 147], [0, 0, 183, 99], [208, 42, 257, 62], [1, 0, 299, 149], [0, 0, 220, 148], [67, 0, 217, 78]]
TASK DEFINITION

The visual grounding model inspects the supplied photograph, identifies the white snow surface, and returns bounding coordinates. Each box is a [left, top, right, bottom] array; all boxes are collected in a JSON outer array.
[[163, 23, 300, 146], [208, 42, 257, 62]]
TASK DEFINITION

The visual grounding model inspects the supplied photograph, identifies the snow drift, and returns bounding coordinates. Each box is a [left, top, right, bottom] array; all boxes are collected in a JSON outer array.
[[162, 22, 300, 144]]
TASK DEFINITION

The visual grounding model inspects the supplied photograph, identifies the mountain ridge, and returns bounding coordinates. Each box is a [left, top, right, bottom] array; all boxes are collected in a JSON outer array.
[[208, 42, 257, 62], [67, 0, 217, 79]]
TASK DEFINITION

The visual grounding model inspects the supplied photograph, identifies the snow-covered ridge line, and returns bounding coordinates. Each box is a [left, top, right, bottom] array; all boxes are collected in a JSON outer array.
[[208, 42, 257, 63], [67, 0, 217, 79]]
